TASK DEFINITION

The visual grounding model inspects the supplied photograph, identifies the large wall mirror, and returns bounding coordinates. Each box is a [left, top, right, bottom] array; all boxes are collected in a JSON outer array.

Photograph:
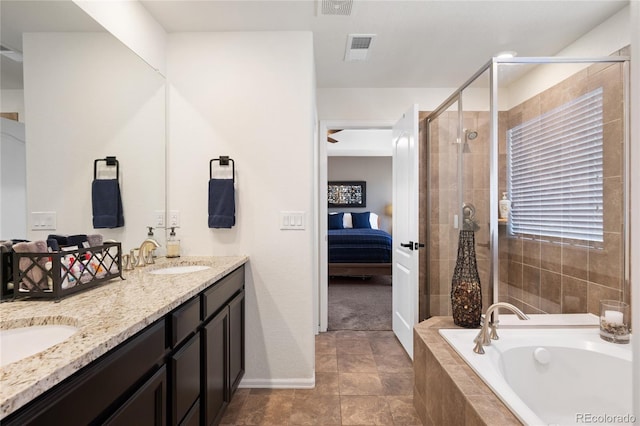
[[0, 0, 166, 251]]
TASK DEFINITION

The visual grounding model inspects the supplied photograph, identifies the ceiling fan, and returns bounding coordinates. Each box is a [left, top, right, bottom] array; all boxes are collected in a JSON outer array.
[[327, 129, 343, 143]]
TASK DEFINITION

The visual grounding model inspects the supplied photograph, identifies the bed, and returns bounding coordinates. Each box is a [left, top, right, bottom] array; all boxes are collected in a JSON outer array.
[[328, 212, 392, 276]]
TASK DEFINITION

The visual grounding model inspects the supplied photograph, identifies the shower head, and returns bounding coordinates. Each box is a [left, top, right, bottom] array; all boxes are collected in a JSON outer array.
[[461, 129, 477, 153], [465, 129, 478, 141]]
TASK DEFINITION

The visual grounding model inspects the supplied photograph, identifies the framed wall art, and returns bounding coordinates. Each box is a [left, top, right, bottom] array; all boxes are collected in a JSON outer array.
[[328, 181, 366, 207]]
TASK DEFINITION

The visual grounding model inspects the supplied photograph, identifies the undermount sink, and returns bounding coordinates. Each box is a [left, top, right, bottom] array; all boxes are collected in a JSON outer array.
[[0, 324, 79, 367], [148, 265, 211, 275]]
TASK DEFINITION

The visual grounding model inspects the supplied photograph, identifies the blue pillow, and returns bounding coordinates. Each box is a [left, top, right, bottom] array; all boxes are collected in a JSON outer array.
[[351, 212, 371, 229], [328, 213, 344, 229]]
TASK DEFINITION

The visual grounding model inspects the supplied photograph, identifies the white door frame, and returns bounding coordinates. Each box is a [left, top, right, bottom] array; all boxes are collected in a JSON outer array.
[[316, 119, 395, 333]]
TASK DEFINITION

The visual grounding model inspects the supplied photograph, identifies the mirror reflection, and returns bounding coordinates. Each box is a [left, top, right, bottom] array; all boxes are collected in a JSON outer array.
[[0, 0, 166, 251]]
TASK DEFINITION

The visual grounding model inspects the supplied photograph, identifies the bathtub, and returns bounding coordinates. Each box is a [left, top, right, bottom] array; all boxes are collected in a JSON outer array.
[[439, 327, 634, 425]]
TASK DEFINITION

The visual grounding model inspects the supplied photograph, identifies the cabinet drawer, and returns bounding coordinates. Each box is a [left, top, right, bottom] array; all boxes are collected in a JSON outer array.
[[202, 266, 244, 320], [170, 296, 200, 348]]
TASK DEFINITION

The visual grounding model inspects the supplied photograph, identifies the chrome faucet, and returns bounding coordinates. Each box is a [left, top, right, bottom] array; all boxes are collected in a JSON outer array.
[[136, 238, 161, 267], [473, 302, 529, 354]]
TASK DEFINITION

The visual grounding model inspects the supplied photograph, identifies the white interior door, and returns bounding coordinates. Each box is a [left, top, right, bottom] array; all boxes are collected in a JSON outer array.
[[392, 105, 419, 359]]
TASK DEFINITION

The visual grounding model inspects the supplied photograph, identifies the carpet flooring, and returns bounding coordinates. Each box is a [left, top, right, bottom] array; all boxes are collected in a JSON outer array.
[[328, 275, 392, 331]]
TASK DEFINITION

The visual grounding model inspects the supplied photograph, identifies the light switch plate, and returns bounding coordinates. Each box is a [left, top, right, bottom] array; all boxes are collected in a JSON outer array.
[[153, 210, 165, 228], [280, 211, 305, 230], [31, 211, 57, 231], [169, 210, 180, 227]]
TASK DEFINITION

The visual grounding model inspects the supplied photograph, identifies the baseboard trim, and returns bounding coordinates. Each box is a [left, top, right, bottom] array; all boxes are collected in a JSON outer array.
[[238, 375, 315, 389]]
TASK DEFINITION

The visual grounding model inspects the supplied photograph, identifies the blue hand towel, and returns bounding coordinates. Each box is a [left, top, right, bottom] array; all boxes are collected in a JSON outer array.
[[92, 179, 125, 229], [208, 179, 235, 228]]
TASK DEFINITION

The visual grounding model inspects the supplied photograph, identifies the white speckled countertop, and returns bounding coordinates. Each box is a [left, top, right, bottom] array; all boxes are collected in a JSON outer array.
[[0, 255, 248, 420]]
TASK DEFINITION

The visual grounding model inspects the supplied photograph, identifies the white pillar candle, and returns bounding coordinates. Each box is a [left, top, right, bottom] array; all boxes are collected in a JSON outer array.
[[603, 310, 624, 325]]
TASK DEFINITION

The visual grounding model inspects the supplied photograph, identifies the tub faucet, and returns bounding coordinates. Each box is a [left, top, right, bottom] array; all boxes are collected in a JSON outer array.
[[136, 238, 160, 267], [473, 302, 529, 354]]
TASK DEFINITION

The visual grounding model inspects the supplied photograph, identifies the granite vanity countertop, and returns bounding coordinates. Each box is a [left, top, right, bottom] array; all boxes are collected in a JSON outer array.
[[0, 255, 248, 420]]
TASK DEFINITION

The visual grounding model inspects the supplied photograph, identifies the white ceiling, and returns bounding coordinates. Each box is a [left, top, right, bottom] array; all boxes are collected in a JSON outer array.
[[0, 0, 629, 90], [140, 0, 629, 88], [328, 129, 393, 156]]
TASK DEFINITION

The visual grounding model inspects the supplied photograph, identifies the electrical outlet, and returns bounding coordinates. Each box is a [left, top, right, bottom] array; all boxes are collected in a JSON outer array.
[[169, 210, 180, 227], [153, 210, 165, 228]]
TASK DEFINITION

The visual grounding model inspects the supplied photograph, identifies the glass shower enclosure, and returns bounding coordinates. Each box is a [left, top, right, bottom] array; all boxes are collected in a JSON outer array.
[[425, 54, 630, 319]]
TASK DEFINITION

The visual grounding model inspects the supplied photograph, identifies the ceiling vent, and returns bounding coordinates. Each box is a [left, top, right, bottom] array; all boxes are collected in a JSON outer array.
[[0, 45, 23, 62], [344, 34, 376, 62], [320, 0, 353, 16]]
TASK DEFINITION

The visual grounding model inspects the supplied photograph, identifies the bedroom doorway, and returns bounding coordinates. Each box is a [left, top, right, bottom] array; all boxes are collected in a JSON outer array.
[[318, 120, 395, 334]]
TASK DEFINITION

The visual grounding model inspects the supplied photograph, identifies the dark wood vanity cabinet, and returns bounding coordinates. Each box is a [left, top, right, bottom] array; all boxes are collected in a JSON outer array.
[[200, 267, 245, 426], [2, 265, 245, 426]]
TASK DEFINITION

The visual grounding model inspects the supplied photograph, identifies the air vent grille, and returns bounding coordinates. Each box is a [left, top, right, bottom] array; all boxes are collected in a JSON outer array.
[[344, 34, 376, 62], [321, 0, 353, 16], [350, 37, 372, 50]]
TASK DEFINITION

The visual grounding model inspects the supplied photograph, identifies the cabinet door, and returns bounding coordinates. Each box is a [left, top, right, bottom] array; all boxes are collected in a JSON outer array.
[[170, 333, 200, 425], [202, 306, 229, 426], [179, 399, 199, 426], [228, 290, 245, 396], [105, 366, 167, 426]]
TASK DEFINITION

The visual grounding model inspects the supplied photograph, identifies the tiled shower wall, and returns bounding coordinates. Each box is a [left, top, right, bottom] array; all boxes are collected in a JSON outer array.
[[427, 55, 628, 318], [501, 58, 628, 315], [427, 110, 493, 317]]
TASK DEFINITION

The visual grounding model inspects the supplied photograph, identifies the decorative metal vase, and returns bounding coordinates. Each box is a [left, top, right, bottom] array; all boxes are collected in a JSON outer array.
[[451, 230, 482, 328]]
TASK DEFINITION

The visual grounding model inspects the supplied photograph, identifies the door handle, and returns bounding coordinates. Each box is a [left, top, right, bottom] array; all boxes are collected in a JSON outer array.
[[414, 242, 425, 250], [400, 241, 414, 250]]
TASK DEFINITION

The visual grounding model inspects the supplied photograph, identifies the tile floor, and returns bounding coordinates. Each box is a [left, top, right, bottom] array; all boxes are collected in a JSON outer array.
[[220, 330, 423, 425]]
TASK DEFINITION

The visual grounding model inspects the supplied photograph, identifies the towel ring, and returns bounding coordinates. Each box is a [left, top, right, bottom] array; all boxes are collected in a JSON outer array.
[[94, 157, 119, 181], [210, 156, 235, 183]]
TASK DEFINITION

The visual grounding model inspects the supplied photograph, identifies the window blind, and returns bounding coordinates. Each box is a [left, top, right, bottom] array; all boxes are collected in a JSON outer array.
[[507, 87, 603, 242]]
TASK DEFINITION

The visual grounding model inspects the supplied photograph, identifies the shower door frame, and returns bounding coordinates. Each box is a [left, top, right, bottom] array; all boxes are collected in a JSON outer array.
[[425, 55, 630, 321]]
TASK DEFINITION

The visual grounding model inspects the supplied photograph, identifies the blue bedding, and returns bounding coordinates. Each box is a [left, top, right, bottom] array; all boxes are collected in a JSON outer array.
[[328, 228, 392, 263]]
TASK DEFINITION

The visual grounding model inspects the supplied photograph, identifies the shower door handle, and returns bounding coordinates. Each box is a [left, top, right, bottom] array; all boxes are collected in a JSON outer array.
[[400, 241, 414, 250]]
